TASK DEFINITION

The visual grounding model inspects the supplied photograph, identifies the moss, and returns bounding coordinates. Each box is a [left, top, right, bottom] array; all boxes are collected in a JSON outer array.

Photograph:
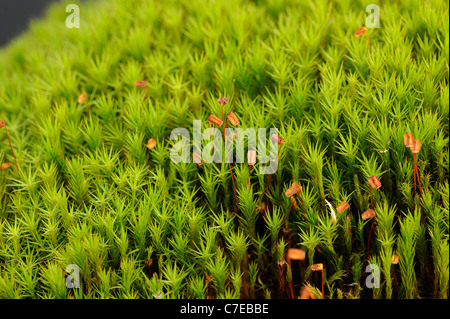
[[0, 0, 448, 299]]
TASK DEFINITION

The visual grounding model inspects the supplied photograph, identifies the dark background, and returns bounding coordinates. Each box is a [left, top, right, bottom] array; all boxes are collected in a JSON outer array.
[[0, 0, 60, 48]]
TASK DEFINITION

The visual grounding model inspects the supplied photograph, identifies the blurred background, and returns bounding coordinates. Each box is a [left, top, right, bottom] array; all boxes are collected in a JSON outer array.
[[0, 0, 59, 47]]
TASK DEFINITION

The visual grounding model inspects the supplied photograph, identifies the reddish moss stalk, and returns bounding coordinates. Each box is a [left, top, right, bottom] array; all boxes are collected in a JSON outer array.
[[413, 153, 423, 199], [1, 121, 19, 174], [218, 97, 238, 211], [413, 154, 417, 198], [289, 281, 295, 299], [366, 33, 370, 54], [300, 197, 306, 223], [370, 187, 373, 210], [265, 143, 283, 208], [367, 217, 375, 261], [248, 164, 252, 190], [276, 191, 300, 245], [311, 263, 324, 298], [224, 120, 238, 211], [367, 175, 381, 261], [348, 208, 353, 242], [78, 93, 89, 115], [247, 150, 256, 191], [321, 269, 324, 299]]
